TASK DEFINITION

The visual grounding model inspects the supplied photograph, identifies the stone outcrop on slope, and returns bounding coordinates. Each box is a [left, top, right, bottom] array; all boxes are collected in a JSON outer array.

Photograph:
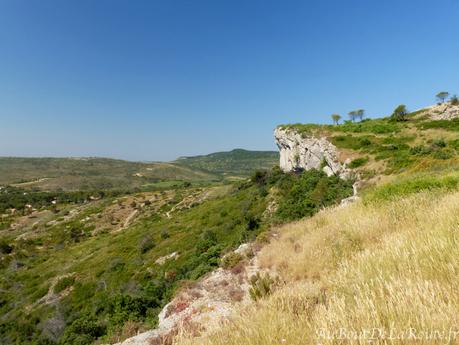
[[426, 102, 459, 120], [274, 127, 352, 179]]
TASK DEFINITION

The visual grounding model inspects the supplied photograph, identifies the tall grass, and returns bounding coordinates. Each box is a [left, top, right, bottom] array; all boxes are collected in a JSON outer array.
[[175, 190, 459, 345]]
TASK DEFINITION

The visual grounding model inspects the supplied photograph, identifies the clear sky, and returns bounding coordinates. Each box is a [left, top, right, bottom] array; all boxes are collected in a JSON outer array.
[[1, 0, 458, 161]]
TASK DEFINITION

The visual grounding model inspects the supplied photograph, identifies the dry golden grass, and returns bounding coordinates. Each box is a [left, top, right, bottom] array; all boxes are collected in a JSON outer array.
[[175, 190, 459, 345]]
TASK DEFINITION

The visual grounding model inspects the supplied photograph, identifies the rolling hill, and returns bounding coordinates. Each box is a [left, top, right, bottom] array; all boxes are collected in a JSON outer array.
[[174, 149, 279, 177], [0, 149, 279, 192], [0, 157, 218, 191]]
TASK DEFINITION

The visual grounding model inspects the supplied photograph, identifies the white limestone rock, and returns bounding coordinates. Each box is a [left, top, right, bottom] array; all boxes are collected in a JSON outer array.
[[426, 102, 459, 120], [274, 127, 351, 179]]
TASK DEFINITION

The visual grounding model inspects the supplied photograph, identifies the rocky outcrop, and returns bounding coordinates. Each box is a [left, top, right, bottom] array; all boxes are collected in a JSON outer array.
[[274, 127, 351, 179], [426, 102, 459, 120], [113, 243, 264, 345]]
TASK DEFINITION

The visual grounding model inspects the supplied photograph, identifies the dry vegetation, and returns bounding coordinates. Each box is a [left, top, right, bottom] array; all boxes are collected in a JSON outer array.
[[176, 188, 459, 345]]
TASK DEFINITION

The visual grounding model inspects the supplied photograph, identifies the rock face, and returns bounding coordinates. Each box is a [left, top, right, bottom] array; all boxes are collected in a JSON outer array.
[[274, 127, 351, 179], [427, 102, 459, 120]]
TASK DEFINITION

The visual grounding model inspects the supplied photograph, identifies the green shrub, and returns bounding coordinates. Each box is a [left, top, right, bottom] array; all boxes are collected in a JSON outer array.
[[0, 240, 13, 254], [196, 230, 218, 253], [275, 170, 353, 221], [331, 135, 365, 150], [348, 157, 369, 168], [60, 316, 106, 345], [359, 138, 372, 146], [139, 235, 155, 254], [448, 139, 459, 149], [251, 170, 268, 185], [431, 138, 447, 148], [391, 104, 408, 122], [433, 148, 455, 160], [410, 145, 432, 156], [246, 216, 260, 231], [221, 252, 244, 270], [160, 229, 170, 239], [54, 276, 75, 294]]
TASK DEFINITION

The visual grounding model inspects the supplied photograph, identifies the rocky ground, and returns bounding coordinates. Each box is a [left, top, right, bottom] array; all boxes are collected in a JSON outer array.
[[425, 102, 459, 120]]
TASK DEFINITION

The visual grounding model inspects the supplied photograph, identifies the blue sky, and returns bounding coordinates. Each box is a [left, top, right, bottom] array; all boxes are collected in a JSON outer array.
[[0, 0, 458, 161]]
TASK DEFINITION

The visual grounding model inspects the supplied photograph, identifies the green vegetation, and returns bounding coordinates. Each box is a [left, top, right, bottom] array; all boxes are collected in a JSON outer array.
[[391, 104, 408, 121], [417, 118, 459, 131], [348, 156, 369, 168], [436, 91, 449, 103], [348, 109, 365, 122], [0, 163, 353, 344], [267, 169, 354, 222], [3, 103, 459, 345], [221, 252, 244, 270], [331, 118, 400, 134], [0, 157, 218, 191], [364, 172, 459, 202], [54, 276, 76, 294], [286, 106, 459, 175], [0, 151, 280, 192], [0, 186, 124, 214], [331, 114, 341, 125], [176, 102, 459, 345], [180, 181, 459, 345]]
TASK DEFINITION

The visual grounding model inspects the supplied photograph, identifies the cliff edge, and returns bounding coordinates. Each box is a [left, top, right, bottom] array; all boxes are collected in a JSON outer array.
[[274, 127, 352, 179]]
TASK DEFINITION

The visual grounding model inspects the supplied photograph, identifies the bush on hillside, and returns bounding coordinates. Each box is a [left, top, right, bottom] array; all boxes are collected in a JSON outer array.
[[160, 229, 170, 239], [221, 252, 244, 270], [433, 148, 455, 160], [348, 157, 369, 168], [391, 104, 408, 122], [54, 276, 75, 294], [139, 235, 155, 254], [410, 145, 432, 156], [275, 170, 354, 222], [60, 315, 106, 345], [0, 240, 13, 254]]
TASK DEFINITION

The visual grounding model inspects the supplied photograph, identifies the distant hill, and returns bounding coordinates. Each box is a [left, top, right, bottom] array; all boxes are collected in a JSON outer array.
[[0, 157, 218, 191], [0, 149, 280, 191], [174, 149, 279, 176]]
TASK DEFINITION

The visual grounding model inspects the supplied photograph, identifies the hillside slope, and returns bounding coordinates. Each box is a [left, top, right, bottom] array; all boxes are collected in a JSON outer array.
[[177, 181, 459, 345], [173, 102, 459, 345], [0, 164, 352, 344], [279, 102, 459, 186], [0, 149, 279, 192], [0, 157, 218, 191]]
